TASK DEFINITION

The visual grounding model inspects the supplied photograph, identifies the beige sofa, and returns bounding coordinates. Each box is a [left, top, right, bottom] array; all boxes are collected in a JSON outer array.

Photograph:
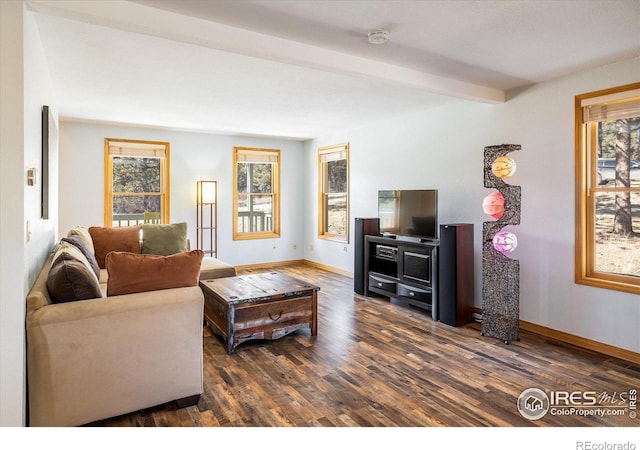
[[26, 225, 235, 427]]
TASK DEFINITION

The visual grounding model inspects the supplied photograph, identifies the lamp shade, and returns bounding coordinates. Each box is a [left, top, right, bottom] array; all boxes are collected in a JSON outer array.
[[482, 191, 505, 219], [196, 180, 217, 258], [197, 180, 216, 204], [491, 156, 517, 178], [492, 230, 518, 253]]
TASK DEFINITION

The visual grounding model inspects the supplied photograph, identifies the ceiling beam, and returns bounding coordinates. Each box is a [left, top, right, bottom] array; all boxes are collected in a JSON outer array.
[[27, 0, 505, 104]]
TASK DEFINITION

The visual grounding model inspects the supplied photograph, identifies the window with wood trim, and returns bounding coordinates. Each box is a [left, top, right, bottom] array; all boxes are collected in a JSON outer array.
[[233, 147, 280, 240], [318, 143, 349, 242], [575, 83, 640, 294], [104, 138, 170, 227]]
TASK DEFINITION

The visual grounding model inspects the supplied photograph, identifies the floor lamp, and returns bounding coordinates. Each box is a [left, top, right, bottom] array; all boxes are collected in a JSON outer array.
[[481, 144, 521, 344], [196, 180, 217, 257]]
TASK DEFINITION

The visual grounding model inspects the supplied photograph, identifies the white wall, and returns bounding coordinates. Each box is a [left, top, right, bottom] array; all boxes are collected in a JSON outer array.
[[0, 2, 58, 426], [4, 1, 636, 430], [59, 122, 306, 266], [24, 7, 58, 284], [59, 59, 640, 355], [304, 57, 640, 354], [0, 1, 26, 427]]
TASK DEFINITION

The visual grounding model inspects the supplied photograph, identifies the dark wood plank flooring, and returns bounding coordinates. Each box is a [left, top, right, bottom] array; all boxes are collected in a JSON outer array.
[[90, 264, 639, 427]]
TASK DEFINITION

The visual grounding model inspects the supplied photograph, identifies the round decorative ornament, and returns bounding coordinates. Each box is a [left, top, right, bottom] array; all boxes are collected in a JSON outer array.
[[492, 230, 518, 253], [492, 156, 517, 178], [482, 191, 505, 219]]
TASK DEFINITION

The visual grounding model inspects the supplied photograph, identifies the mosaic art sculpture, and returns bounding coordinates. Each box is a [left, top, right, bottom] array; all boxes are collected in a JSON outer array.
[[481, 144, 521, 344]]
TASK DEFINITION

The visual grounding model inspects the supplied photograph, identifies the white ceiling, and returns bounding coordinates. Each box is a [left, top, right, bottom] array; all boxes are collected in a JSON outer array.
[[28, 0, 640, 140]]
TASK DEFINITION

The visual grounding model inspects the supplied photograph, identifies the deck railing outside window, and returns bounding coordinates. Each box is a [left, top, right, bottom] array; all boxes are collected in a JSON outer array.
[[237, 211, 272, 233]]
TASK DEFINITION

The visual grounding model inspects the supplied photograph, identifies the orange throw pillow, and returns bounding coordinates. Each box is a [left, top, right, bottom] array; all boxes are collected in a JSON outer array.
[[106, 250, 204, 296], [89, 226, 142, 269]]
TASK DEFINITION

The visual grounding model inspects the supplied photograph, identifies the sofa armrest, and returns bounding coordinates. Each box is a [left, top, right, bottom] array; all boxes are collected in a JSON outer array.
[[27, 286, 204, 427], [200, 256, 236, 280]]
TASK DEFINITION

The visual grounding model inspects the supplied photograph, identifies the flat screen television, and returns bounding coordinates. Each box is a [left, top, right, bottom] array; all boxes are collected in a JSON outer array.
[[378, 189, 438, 240]]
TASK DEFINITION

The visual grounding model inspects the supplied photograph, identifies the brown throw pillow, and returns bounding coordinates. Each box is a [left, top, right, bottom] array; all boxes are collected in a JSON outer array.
[[47, 252, 103, 303], [89, 226, 142, 269], [106, 250, 204, 296]]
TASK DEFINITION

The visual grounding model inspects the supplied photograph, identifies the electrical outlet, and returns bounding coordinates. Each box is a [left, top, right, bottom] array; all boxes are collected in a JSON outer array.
[[310, 244, 314, 251], [343, 246, 347, 252], [292, 243, 297, 250]]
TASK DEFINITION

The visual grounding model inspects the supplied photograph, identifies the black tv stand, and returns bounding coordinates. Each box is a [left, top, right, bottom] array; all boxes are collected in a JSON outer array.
[[364, 235, 438, 319], [396, 235, 440, 245]]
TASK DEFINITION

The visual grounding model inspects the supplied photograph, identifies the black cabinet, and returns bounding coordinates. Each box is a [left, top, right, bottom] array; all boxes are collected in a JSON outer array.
[[354, 218, 380, 294], [364, 235, 438, 319], [363, 224, 475, 326], [438, 224, 474, 327]]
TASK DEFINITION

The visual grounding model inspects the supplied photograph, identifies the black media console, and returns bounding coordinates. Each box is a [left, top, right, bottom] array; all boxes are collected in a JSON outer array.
[[362, 224, 475, 327], [364, 235, 439, 320]]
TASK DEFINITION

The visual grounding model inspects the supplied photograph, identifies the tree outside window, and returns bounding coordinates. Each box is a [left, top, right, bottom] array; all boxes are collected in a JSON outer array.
[[104, 139, 169, 227], [318, 143, 349, 242], [576, 83, 640, 294], [233, 147, 280, 240]]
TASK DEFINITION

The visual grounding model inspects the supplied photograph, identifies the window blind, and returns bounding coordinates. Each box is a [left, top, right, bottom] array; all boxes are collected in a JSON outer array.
[[319, 145, 348, 162], [108, 140, 167, 158], [581, 90, 640, 123], [236, 149, 279, 163]]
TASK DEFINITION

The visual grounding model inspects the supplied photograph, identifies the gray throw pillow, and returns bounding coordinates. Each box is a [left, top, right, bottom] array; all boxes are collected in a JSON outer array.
[[62, 235, 100, 279], [141, 222, 188, 256], [46, 252, 103, 303]]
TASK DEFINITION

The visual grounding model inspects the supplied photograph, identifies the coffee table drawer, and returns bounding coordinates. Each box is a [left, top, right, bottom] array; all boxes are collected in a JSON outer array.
[[234, 296, 313, 332]]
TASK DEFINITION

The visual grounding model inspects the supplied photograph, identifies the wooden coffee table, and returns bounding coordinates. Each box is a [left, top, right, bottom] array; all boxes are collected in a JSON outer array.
[[199, 272, 320, 354]]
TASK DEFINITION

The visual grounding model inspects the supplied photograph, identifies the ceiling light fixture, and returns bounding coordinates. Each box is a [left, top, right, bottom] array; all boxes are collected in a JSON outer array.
[[367, 30, 389, 45]]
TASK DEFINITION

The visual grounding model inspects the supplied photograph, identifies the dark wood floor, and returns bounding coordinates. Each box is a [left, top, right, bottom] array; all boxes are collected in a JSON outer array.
[[92, 263, 639, 427]]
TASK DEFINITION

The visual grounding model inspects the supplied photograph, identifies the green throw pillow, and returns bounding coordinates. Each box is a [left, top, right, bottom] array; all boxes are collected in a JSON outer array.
[[141, 222, 188, 256]]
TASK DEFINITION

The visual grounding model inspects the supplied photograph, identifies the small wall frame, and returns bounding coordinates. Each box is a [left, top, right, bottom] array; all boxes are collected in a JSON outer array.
[[41, 105, 56, 220]]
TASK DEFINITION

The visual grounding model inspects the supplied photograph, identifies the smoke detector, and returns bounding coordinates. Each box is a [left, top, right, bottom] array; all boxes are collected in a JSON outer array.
[[367, 30, 389, 45]]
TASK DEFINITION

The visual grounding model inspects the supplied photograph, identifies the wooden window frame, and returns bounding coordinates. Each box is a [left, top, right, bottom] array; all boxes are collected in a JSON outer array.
[[104, 138, 170, 227], [318, 143, 350, 243], [575, 82, 640, 294], [233, 147, 281, 240]]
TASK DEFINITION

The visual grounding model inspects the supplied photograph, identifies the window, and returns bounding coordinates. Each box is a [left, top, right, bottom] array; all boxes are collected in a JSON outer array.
[[318, 143, 349, 242], [233, 147, 280, 240], [104, 138, 170, 227], [575, 83, 640, 294]]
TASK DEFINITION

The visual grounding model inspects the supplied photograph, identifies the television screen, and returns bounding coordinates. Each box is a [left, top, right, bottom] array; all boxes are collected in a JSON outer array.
[[378, 190, 438, 239]]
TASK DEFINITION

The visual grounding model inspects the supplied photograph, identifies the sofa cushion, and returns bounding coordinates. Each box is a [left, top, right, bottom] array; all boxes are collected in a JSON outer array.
[[199, 257, 237, 280], [47, 252, 103, 303], [106, 250, 204, 296], [141, 222, 188, 256], [62, 235, 100, 279], [89, 226, 142, 269], [67, 226, 95, 254]]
